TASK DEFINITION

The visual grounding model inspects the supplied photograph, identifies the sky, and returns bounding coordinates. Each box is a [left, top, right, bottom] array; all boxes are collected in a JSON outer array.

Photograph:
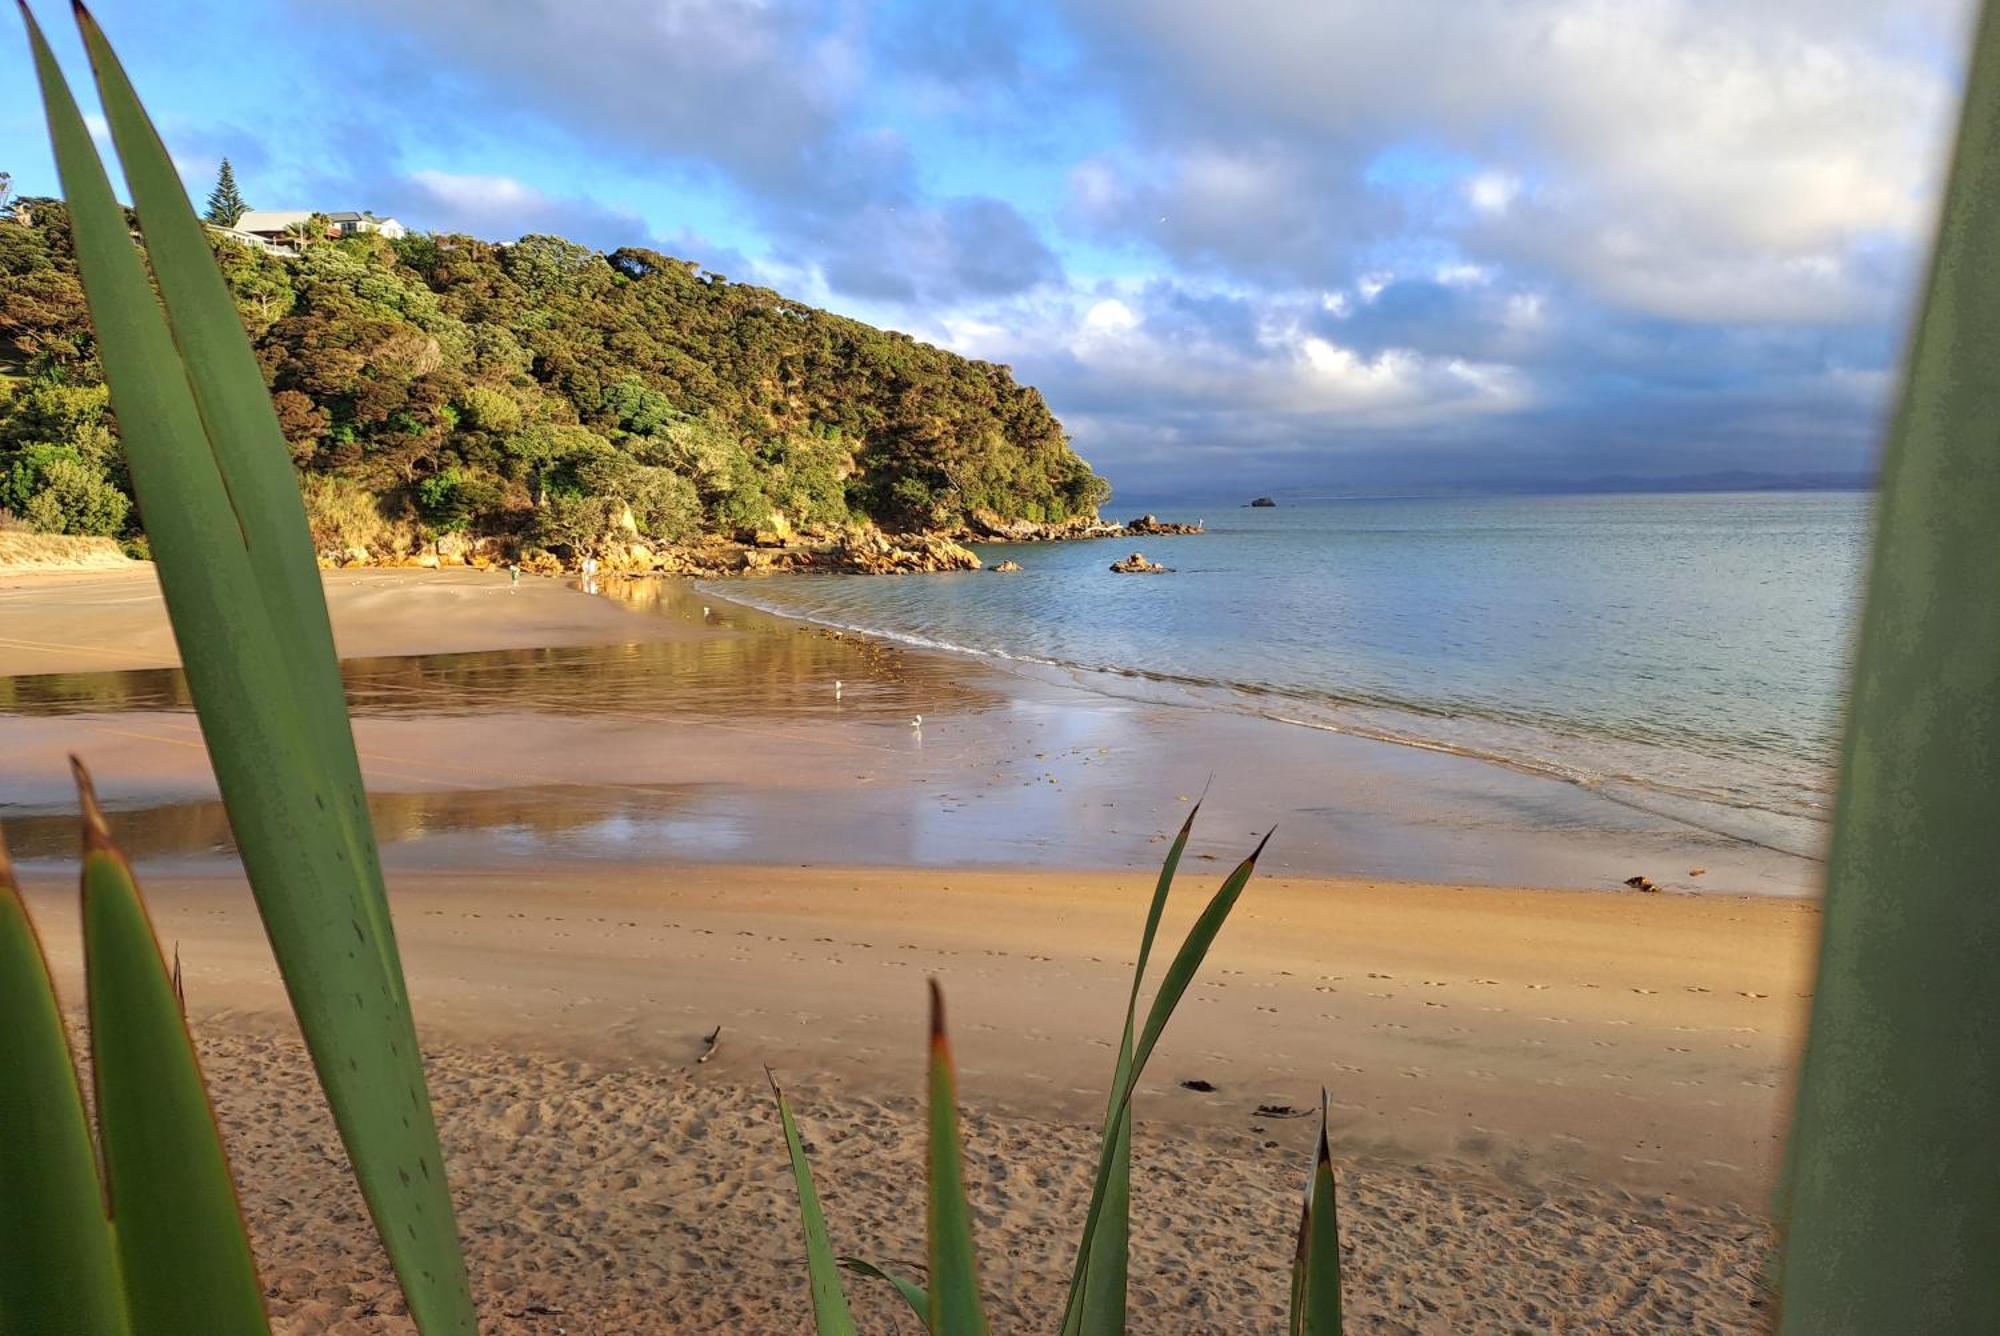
[[1, 0, 1980, 499]]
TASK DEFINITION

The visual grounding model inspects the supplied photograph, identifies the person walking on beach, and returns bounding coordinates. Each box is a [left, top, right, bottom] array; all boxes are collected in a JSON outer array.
[[508, 561, 521, 590], [581, 554, 599, 595]]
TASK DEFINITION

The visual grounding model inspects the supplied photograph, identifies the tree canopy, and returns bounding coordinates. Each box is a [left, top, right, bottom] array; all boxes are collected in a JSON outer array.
[[0, 203, 1109, 553]]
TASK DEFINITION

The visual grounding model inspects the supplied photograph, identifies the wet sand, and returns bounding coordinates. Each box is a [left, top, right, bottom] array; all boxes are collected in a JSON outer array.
[[16, 862, 1810, 1332], [0, 567, 1817, 1330], [0, 568, 1819, 894]]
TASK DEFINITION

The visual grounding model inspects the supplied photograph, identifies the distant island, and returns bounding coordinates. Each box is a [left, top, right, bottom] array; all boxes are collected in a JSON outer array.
[[0, 199, 1119, 573]]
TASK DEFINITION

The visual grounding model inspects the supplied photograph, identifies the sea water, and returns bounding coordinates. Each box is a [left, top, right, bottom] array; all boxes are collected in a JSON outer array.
[[711, 492, 1870, 857]]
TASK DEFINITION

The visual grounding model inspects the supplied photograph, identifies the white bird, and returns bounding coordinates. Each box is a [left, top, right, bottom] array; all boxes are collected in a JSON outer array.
[[910, 714, 923, 728], [835, 679, 844, 697], [702, 605, 710, 616]]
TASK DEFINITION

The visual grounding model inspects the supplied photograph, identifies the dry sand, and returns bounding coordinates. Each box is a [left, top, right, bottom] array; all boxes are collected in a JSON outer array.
[[1, 567, 1818, 1330], [18, 864, 1812, 1333], [0, 566, 698, 676]]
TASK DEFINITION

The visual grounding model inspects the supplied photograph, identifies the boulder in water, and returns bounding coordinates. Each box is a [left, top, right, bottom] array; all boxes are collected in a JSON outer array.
[[1110, 551, 1170, 574]]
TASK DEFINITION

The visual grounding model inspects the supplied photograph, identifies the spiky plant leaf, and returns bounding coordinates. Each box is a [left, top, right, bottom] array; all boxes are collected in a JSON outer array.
[[1289, 1092, 1342, 1335], [926, 981, 988, 1335], [837, 1258, 930, 1326], [21, 7, 473, 1328], [769, 1070, 857, 1335], [0, 832, 130, 1336], [1062, 828, 1270, 1316], [74, 763, 267, 1335], [1776, 1, 2000, 1327], [1064, 804, 1198, 1335]]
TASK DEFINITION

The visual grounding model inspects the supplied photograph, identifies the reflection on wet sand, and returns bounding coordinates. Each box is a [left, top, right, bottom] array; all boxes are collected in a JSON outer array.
[[0, 573, 1823, 891], [0, 577, 999, 723], [0, 782, 725, 864]]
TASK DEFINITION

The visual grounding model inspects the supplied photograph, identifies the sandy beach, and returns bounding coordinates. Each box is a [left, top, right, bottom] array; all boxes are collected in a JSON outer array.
[[0, 567, 1818, 1331]]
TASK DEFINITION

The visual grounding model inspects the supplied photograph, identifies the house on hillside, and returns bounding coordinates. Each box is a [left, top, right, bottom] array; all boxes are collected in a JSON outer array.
[[327, 211, 406, 239], [231, 209, 407, 246]]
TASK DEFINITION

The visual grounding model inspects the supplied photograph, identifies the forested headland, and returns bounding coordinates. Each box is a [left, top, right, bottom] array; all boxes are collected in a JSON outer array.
[[0, 200, 1111, 570]]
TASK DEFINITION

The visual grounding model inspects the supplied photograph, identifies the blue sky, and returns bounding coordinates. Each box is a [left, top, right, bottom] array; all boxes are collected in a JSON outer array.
[[2, 0, 1978, 499]]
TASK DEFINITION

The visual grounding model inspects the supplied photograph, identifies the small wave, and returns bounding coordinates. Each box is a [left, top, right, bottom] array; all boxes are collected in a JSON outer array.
[[698, 578, 1834, 847]]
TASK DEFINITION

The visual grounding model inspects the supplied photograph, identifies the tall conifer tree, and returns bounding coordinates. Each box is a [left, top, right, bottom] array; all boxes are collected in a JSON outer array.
[[203, 158, 246, 227]]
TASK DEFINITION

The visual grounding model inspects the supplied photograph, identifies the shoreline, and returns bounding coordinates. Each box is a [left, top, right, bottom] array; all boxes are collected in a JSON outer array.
[[0, 564, 1824, 895], [702, 571, 1832, 868]]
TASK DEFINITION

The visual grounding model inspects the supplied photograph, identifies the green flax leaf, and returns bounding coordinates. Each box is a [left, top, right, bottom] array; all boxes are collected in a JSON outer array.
[[23, 7, 473, 1328], [70, 6, 400, 985], [1064, 804, 1198, 1335], [75, 765, 267, 1335], [1776, 0, 2000, 1328], [926, 981, 989, 1335], [1063, 827, 1270, 1321], [769, 1069, 857, 1335], [836, 1258, 930, 1327], [1292, 1092, 1342, 1335], [0, 831, 130, 1336]]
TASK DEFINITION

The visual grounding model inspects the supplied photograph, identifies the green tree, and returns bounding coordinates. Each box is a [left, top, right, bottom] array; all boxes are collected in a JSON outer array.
[[7, 446, 129, 535], [0, 197, 1110, 548], [202, 157, 247, 228]]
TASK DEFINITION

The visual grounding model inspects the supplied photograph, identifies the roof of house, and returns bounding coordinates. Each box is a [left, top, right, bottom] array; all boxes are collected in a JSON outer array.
[[232, 209, 314, 233], [235, 208, 403, 231]]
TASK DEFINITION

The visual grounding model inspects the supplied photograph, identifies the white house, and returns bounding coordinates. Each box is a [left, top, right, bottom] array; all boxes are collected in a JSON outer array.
[[232, 209, 407, 244], [327, 211, 407, 239]]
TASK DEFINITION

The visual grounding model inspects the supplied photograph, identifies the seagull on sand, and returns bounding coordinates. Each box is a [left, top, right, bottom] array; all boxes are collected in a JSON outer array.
[[911, 714, 924, 728]]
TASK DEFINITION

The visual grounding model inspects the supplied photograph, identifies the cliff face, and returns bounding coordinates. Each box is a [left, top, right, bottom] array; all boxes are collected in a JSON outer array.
[[0, 205, 1112, 563]]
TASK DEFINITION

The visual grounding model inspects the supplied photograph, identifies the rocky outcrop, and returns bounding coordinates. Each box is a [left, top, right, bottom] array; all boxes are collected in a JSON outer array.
[[1248, 496, 1277, 508], [1125, 513, 1203, 535], [961, 509, 1122, 542], [820, 529, 982, 574], [1110, 551, 1171, 574], [957, 508, 1205, 543], [992, 560, 1022, 572]]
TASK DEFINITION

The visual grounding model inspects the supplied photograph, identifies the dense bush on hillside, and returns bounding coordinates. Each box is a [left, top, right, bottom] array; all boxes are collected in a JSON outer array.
[[0, 201, 1108, 555]]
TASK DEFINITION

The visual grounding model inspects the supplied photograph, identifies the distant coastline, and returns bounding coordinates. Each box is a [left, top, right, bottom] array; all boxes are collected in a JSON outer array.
[[1116, 475, 1876, 512]]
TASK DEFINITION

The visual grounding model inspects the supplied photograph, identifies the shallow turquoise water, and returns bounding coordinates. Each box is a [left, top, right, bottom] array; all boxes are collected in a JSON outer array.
[[712, 492, 1870, 851]]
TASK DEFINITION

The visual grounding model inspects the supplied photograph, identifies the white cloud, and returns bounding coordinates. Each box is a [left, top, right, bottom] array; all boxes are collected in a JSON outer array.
[[1082, 297, 1140, 332], [1467, 171, 1520, 217], [1069, 0, 1969, 323]]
